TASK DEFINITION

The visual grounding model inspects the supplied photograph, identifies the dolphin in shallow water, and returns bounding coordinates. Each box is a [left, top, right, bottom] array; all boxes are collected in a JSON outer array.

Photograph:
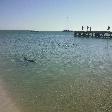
[[23, 57, 36, 63]]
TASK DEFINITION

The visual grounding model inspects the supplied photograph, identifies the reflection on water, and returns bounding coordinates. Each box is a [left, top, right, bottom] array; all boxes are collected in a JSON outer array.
[[0, 31, 112, 112]]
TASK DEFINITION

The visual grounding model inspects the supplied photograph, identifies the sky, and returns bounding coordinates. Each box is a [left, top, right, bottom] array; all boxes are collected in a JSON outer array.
[[0, 0, 112, 31]]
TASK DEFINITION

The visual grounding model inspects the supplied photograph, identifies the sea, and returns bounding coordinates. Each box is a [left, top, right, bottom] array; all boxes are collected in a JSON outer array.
[[0, 30, 112, 112]]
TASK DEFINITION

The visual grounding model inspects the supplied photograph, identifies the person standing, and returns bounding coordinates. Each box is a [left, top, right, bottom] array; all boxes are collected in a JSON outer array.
[[107, 26, 110, 30], [87, 26, 89, 31], [82, 26, 84, 30], [90, 27, 91, 31]]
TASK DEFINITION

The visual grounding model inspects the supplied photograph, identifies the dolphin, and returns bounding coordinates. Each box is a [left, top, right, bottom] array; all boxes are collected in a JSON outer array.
[[23, 57, 36, 63]]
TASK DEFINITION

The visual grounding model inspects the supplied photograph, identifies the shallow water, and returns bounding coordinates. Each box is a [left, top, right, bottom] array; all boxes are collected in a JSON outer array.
[[0, 31, 112, 112]]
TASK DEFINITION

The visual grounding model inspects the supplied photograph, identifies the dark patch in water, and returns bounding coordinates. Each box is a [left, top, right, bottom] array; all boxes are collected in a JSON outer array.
[[23, 57, 36, 63]]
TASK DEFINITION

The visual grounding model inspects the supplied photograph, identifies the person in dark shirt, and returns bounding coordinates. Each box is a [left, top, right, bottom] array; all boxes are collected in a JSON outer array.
[[87, 26, 89, 31], [107, 26, 110, 30], [82, 26, 84, 30]]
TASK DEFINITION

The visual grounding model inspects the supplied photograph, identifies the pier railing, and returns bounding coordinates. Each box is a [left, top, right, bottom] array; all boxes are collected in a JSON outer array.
[[74, 31, 112, 38]]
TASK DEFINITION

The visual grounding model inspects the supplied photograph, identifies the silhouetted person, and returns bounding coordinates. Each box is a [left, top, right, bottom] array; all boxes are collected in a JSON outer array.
[[82, 26, 84, 30], [87, 26, 89, 31], [90, 27, 91, 31], [107, 26, 110, 30]]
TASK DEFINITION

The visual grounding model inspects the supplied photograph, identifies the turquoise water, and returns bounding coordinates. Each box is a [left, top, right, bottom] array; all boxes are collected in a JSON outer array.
[[0, 31, 112, 112]]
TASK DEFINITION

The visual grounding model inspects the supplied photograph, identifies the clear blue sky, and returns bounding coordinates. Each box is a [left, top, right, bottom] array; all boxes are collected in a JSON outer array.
[[0, 0, 112, 31]]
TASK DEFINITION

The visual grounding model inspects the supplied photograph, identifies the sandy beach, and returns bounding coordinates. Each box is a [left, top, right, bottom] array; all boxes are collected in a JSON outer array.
[[0, 79, 20, 112]]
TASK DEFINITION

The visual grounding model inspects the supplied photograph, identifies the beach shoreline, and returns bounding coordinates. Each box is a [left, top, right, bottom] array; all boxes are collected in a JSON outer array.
[[0, 79, 20, 112]]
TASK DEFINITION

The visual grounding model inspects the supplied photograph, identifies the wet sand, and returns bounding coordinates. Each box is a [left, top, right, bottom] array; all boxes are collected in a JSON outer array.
[[0, 79, 20, 112]]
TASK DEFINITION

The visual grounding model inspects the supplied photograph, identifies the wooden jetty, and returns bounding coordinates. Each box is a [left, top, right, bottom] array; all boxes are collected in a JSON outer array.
[[74, 31, 112, 39]]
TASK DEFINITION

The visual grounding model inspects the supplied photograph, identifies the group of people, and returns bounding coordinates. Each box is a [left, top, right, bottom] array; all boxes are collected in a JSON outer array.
[[82, 26, 92, 31], [81, 26, 111, 31]]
